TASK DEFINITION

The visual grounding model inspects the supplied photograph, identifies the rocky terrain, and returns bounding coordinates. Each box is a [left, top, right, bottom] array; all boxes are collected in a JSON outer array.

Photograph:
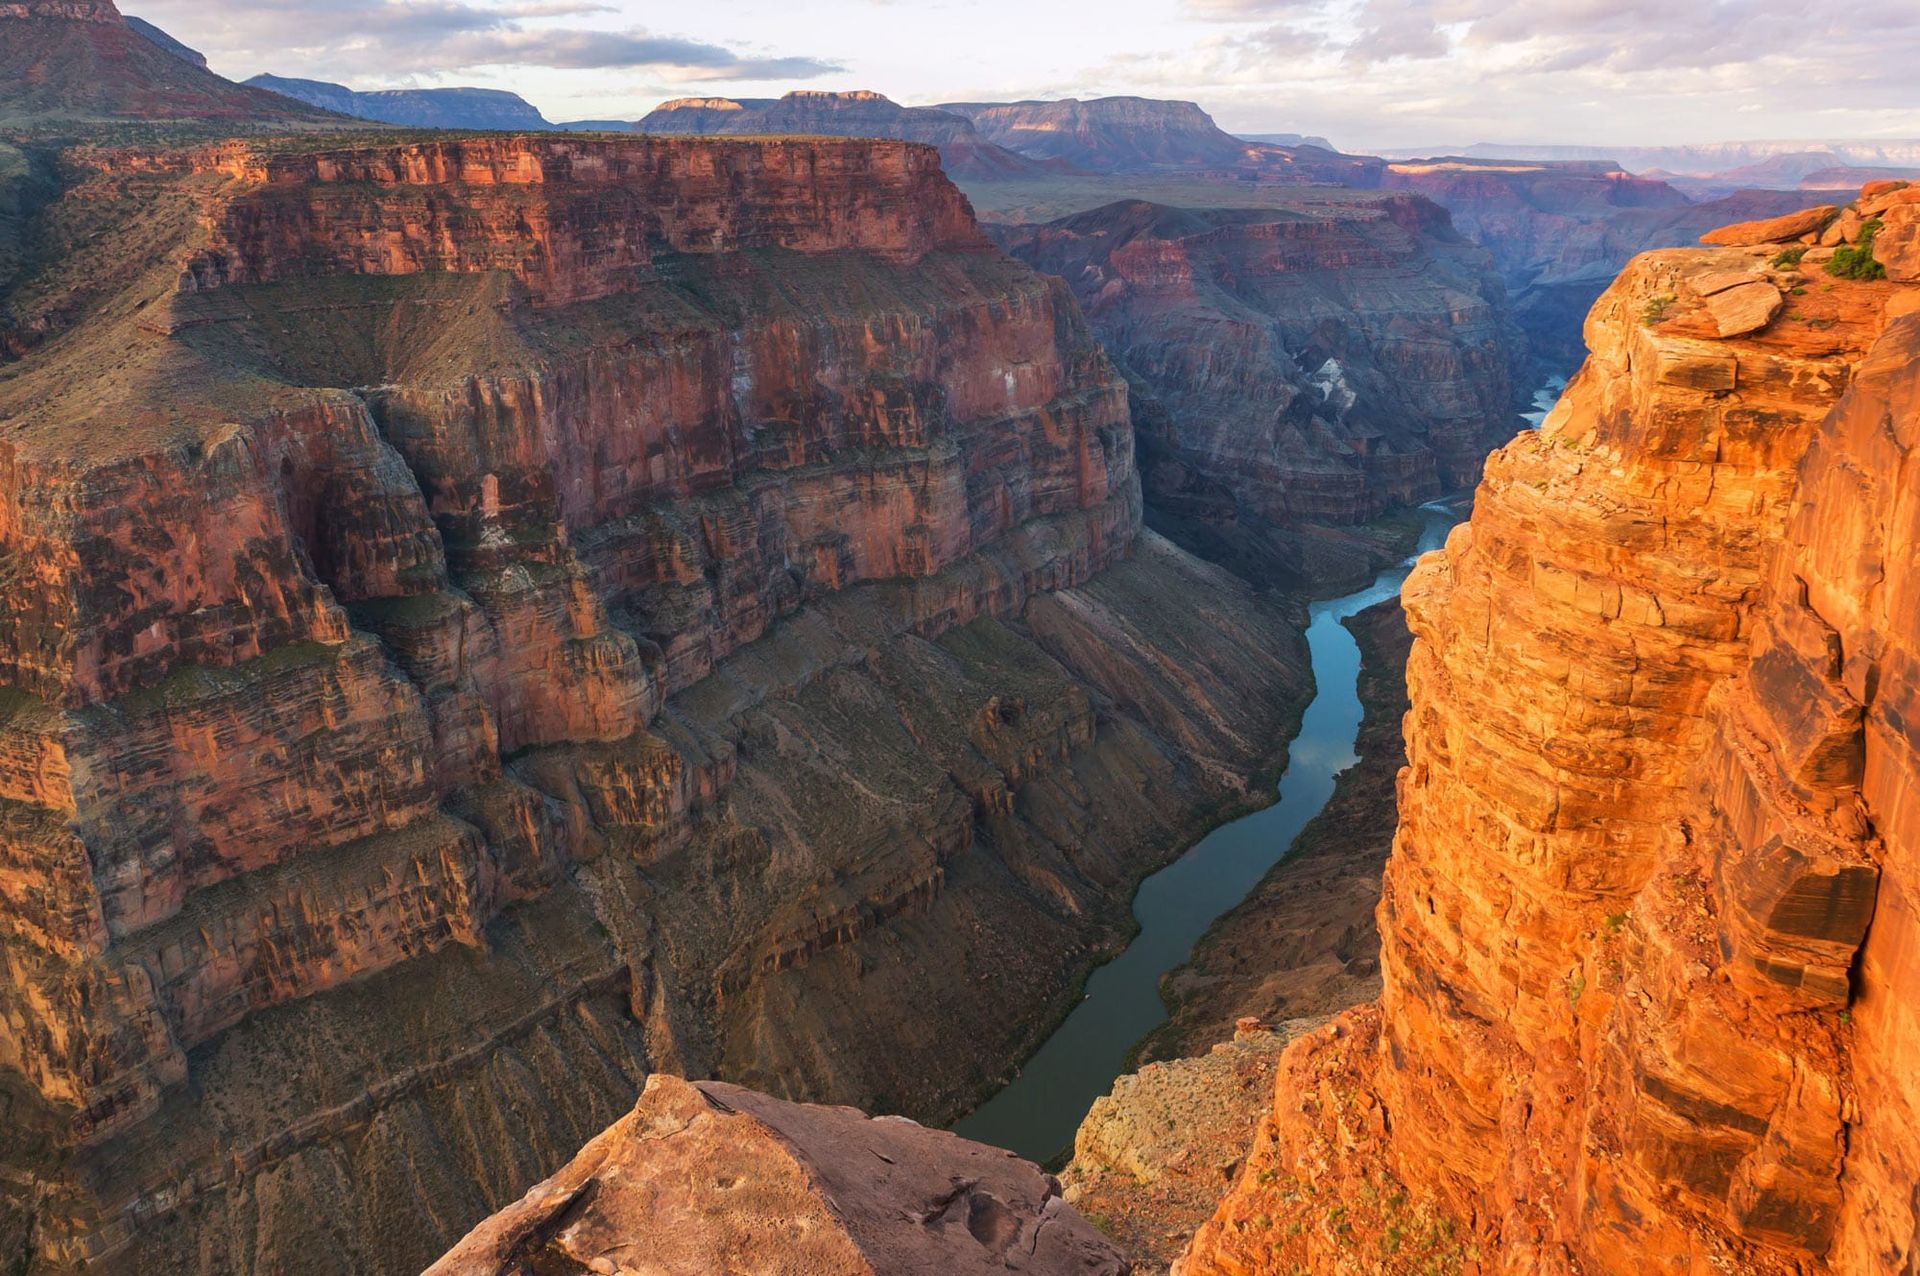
[[637, 90, 1049, 179], [992, 197, 1518, 583], [1062, 1021, 1301, 1275], [0, 132, 1320, 1274], [428, 1073, 1128, 1275], [1179, 181, 1920, 1273], [0, 0, 330, 126]]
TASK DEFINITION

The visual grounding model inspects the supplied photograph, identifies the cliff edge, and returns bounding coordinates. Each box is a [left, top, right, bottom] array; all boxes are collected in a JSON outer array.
[[1182, 182, 1920, 1273]]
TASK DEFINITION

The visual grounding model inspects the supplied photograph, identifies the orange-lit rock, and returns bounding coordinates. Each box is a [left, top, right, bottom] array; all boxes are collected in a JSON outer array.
[[1182, 199, 1920, 1272]]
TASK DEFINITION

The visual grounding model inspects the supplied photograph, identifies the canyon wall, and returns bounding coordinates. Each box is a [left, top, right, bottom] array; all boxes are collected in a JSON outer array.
[[994, 196, 1518, 583], [0, 134, 1314, 1274], [1183, 189, 1920, 1272]]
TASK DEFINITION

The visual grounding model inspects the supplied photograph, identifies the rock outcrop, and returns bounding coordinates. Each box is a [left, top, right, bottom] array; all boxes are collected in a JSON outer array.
[[0, 134, 1314, 1274], [1180, 186, 1920, 1273], [427, 1073, 1128, 1276], [993, 197, 1518, 581], [637, 90, 1049, 179]]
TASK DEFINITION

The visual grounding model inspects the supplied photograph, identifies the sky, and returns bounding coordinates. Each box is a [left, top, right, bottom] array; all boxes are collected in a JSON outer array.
[[129, 0, 1920, 151]]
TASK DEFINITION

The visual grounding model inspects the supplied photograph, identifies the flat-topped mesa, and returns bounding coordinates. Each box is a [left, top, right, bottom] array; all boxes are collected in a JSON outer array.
[[1180, 182, 1920, 1274], [92, 135, 990, 306]]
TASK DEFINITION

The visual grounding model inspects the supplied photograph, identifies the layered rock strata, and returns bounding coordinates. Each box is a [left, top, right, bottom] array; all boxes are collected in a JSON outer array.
[[0, 135, 1312, 1274], [1182, 187, 1920, 1273], [994, 198, 1517, 582], [427, 1073, 1128, 1276], [1384, 158, 1834, 373], [636, 89, 1050, 180]]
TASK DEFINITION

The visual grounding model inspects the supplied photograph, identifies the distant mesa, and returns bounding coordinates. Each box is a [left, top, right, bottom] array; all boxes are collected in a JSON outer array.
[[638, 89, 1053, 179], [246, 74, 557, 131], [641, 90, 1384, 185]]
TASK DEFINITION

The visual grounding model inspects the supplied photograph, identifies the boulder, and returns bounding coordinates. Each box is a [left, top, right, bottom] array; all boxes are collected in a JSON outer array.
[[1860, 186, 1920, 217], [1873, 205, 1920, 282], [1707, 280, 1785, 338], [1821, 208, 1864, 246], [1702, 205, 1838, 247], [1858, 179, 1910, 202], [427, 1075, 1130, 1276], [1688, 267, 1760, 297]]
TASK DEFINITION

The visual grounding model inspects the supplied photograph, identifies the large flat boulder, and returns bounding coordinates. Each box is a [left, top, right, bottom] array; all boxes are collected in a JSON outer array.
[[1701, 205, 1837, 247], [1707, 280, 1786, 338], [427, 1075, 1132, 1275]]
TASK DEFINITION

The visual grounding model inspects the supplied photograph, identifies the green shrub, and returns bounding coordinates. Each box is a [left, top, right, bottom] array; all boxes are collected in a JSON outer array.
[[1642, 293, 1677, 326], [1827, 219, 1887, 280], [1772, 246, 1808, 269]]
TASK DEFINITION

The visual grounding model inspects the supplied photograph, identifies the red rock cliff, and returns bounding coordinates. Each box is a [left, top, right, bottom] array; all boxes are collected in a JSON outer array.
[[0, 134, 1313, 1275], [1183, 185, 1920, 1272]]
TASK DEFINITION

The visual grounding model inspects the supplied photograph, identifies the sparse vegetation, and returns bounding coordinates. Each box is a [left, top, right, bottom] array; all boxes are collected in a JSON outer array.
[[1827, 219, 1887, 280], [1771, 246, 1808, 269], [1642, 293, 1677, 326]]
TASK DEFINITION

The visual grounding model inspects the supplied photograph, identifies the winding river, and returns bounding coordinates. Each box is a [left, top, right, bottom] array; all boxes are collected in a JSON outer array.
[[953, 505, 1461, 1164]]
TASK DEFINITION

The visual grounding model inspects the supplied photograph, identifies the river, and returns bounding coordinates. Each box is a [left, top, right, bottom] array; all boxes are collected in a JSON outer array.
[[952, 504, 1461, 1163]]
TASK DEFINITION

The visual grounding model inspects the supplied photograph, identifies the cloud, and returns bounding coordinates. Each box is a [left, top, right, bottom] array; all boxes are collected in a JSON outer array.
[[132, 0, 839, 83]]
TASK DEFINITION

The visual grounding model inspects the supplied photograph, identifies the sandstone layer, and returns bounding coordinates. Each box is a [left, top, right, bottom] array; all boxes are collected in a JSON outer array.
[[427, 1073, 1128, 1276], [0, 134, 1313, 1274], [1182, 187, 1920, 1273], [994, 198, 1517, 583]]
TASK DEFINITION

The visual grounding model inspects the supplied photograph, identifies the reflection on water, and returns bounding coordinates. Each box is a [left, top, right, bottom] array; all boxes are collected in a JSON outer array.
[[951, 507, 1460, 1163], [1524, 376, 1569, 430]]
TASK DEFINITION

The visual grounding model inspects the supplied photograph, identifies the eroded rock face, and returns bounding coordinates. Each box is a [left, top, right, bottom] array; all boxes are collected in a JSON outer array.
[[427, 1074, 1128, 1276], [1383, 159, 1833, 372], [993, 197, 1518, 574], [1181, 199, 1920, 1272], [0, 135, 1311, 1274]]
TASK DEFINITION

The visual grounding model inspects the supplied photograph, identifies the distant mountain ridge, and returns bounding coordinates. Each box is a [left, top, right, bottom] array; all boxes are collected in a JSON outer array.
[[1397, 138, 1920, 179], [637, 90, 1049, 178], [0, 0, 333, 125], [246, 74, 555, 131]]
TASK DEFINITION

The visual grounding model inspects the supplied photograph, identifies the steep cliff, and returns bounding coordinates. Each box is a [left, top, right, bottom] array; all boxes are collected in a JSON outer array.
[[1182, 185, 1920, 1273], [993, 196, 1518, 583], [0, 134, 1314, 1274]]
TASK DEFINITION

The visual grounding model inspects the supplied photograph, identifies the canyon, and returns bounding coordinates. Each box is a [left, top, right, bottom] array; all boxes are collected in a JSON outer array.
[[1181, 182, 1920, 1274], [0, 127, 1320, 1274], [992, 197, 1516, 582]]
